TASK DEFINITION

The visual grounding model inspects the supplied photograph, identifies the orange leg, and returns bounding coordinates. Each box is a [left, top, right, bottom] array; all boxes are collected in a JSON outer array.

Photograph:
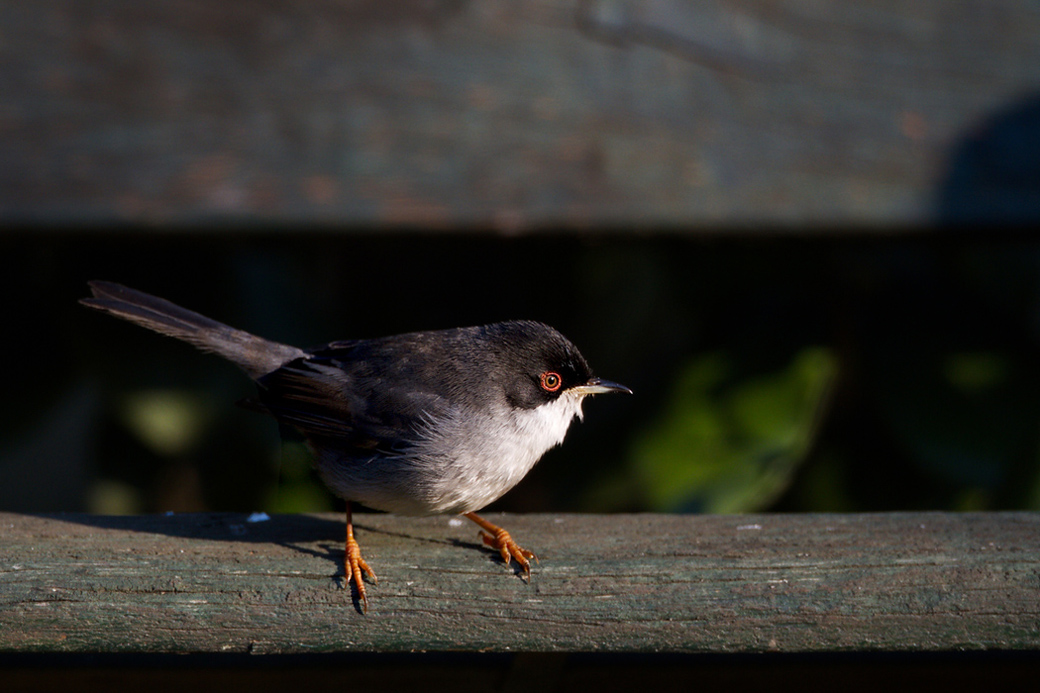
[[344, 502, 377, 611], [464, 512, 537, 580]]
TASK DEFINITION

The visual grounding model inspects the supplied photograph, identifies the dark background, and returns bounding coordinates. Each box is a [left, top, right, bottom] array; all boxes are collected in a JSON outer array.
[[4, 232, 1040, 518]]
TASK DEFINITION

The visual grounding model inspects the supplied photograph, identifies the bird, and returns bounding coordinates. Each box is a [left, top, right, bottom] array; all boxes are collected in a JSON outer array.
[[81, 280, 631, 610]]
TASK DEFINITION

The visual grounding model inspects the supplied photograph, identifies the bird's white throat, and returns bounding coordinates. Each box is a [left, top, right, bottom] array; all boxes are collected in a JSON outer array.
[[428, 391, 586, 514], [514, 389, 586, 450]]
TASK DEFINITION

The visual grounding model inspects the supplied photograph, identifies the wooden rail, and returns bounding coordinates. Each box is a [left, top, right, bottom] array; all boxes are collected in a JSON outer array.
[[3, 1, 1038, 228], [3, 511, 1038, 654]]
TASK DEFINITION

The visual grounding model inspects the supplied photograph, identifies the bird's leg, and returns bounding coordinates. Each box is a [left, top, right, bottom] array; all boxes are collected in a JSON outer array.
[[344, 502, 377, 611], [464, 512, 537, 580]]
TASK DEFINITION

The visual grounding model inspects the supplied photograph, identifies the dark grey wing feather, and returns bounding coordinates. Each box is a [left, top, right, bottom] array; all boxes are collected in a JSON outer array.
[[256, 355, 447, 457]]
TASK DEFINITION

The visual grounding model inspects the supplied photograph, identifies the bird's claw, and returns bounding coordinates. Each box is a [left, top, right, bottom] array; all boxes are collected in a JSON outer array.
[[478, 526, 538, 580], [344, 534, 377, 611]]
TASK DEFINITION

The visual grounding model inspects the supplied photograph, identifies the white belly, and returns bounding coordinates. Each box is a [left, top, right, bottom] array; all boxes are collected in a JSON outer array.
[[314, 393, 586, 515]]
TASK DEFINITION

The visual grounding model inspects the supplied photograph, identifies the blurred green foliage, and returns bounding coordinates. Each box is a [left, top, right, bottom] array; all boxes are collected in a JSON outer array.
[[118, 390, 217, 457], [631, 347, 837, 513]]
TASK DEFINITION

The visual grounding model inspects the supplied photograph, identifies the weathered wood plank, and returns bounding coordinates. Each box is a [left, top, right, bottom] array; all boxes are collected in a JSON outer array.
[[2, 1, 1038, 229], [2, 511, 1038, 654]]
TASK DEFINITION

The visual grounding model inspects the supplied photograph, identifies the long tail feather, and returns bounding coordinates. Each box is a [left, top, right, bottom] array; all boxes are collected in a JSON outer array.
[[81, 281, 305, 379]]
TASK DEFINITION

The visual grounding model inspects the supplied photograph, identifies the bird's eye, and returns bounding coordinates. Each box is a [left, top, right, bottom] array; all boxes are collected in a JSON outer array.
[[540, 371, 562, 392]]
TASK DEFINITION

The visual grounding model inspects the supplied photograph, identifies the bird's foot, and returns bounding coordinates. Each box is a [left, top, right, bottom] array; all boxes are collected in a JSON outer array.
[[344, 504, 377, 612], [464, 512, 538, 580]]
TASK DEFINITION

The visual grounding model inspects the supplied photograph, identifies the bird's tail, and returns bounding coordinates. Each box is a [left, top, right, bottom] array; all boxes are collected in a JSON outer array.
[[81, 281, 305, 379]]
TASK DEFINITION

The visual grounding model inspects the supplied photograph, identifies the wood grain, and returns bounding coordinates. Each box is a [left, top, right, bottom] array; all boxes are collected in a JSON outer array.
[[2, 1, 1038, 229], [2, 511, 1038, 653]]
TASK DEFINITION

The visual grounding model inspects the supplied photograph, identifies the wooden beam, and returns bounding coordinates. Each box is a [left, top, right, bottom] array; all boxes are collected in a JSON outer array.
[[2, 1, 1038, 229], [3, 511, 1038, 653]]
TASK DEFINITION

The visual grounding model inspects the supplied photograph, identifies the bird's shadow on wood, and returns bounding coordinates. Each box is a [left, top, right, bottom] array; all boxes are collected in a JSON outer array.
[[30, 511, 518, 602], [30, 511, 526, 613], [32, 510, 344, 546]]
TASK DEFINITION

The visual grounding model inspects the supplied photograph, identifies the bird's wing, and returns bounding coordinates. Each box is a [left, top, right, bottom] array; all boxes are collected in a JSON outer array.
[[254, 351, 448, 457]]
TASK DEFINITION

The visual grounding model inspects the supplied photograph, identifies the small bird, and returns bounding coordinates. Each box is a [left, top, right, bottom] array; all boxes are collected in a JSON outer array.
[[81, 281, 630, 609]]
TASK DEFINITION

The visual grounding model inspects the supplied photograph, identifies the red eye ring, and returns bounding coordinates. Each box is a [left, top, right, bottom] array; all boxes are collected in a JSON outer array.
[[540, 371, 562, 392]]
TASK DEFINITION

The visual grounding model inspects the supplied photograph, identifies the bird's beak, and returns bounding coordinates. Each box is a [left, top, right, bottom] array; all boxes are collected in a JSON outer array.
[[569, 376, 633, 396]]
